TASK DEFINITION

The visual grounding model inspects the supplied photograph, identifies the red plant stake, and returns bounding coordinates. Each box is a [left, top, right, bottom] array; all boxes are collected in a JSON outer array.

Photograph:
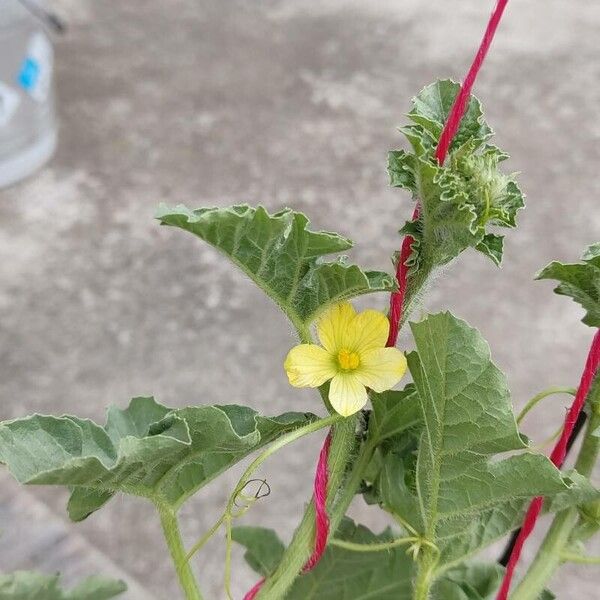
[[242, 578, 265, 600], [496, 329, 600, 600], [301, 431, 332, 571]]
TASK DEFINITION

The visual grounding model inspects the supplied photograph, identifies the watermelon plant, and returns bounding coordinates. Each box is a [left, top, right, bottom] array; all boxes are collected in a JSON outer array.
[[0, 81, 598, 600]]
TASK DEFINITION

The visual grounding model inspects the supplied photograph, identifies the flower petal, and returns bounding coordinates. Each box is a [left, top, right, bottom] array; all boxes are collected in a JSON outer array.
[[284, 344, 336, 388], [343, 309, 390, 353], [329, 373, 368, 417], [317, 302, 357, 353], [355, 347, 407, 393]]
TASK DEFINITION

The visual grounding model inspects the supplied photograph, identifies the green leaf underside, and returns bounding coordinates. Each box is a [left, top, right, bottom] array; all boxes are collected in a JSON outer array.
[[155, 204, 395, 328], [400, 313, 569, 567], [234, 520, 544, 599], [0, 572, 126, 600], [0, 397, 315, 518], [536, 242, 600, 327], [388, 80, 524, 269]]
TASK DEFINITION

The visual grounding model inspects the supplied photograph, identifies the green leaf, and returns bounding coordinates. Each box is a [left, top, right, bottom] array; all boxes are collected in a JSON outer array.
[[234, 522, 546, 599], [430, 469, 597, 568], [368, 436, 423, 531], [388, 80, 524, 270], [68, 396, 173, 519], [433, 563, 555, 600], [156, 204, 395, 329], [231, 527, 285, 576], [432, 563, 503, 600], [407, 80, 492, 155], [0, 397, 314, 517], [405, 313, 569, 566], [536, 242, 600, 327], [235, 519, 415, 599], [476, 233, 504, 266], [368, 385, 422, 445], [365, 408, 596, 563], [0, 572, 126, 600]]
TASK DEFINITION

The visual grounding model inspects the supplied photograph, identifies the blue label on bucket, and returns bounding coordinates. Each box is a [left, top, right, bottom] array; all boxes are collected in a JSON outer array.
[[18, 57, 41, 92]]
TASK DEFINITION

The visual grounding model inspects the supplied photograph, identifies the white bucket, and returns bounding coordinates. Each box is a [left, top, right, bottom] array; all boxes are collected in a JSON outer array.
[[0, 1, 58, 189]]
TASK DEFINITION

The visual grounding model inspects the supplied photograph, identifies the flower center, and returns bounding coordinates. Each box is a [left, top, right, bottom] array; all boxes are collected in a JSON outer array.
[[337, 348, 360, 371]]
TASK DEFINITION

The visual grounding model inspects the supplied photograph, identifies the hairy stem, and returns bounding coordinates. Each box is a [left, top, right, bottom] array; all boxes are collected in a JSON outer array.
[[413, 546, 437, 600], [158, 503, 204, 600], [511, 378, 600, 600]]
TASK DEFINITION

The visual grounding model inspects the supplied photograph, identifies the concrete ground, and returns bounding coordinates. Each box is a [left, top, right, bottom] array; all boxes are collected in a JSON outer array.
[[0, 1, 599, 598]]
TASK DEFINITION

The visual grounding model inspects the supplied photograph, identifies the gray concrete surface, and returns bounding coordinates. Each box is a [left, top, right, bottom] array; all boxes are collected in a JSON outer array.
[[0, 472, 153, 599], [0, 0, 599, 598]]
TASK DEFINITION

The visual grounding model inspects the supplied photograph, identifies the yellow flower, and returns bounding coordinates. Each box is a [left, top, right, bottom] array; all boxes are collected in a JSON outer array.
[[284, 302, 408, 417]]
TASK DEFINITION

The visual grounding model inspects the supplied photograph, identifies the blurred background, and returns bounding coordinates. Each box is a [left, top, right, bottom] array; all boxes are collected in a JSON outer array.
[[0, 1, 599, 598]]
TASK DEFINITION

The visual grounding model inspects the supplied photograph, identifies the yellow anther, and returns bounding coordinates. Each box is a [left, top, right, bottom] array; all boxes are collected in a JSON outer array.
[[337, 349, 360, 371]]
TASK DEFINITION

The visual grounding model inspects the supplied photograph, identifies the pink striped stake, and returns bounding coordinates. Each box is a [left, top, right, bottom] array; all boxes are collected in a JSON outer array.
[[496, 330, 600, 600], [243, 433, 332, 599], [301, 431, 332, 572], [242, 578, 265, 600]]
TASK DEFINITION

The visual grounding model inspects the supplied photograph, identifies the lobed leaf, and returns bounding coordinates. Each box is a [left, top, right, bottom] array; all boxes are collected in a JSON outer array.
[[0, 397, 314, 517], [0, 572, 126, 600], [363, 316, 596, 569], [388, 80, 524, 269], [406, 79, 492, 155], [536, 242, 600, 327], [399, 313, 570, 567], [156, 204, 395, 329]]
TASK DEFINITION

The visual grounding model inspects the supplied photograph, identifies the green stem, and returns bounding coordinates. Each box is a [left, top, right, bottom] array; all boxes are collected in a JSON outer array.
[[517, 386, 576, 425], [413, 548, 437, 600], [511, 379, 600, 600], [158, 503, 204, 600], [185, 515, 224, 563], [330, 535, 417, 553], [560, 552, 600, 565], [224, 514, 234, 600], [328, 435, 377, 534], [510, 510, 579, 600], [256, 416, 361, 599]]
